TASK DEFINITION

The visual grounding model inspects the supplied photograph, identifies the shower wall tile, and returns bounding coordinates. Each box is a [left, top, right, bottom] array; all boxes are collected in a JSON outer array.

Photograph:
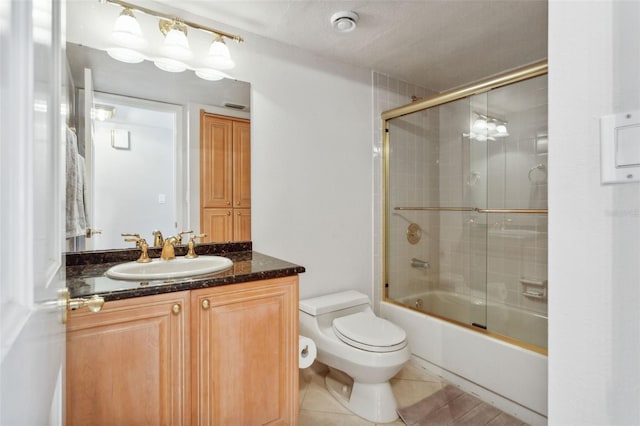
[[373, 71, 436, 305]]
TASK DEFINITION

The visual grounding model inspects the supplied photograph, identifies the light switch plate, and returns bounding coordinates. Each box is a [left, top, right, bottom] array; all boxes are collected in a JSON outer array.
[[601, 110, 640, 184], [111, 129, 130, 150]]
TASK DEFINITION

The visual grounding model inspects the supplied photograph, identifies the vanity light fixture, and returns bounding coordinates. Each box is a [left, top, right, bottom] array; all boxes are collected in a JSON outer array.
[[102, 0, 244, 81], [159, 19, 191, 60], [205, 36, 235, 70], [111, 7, 144, 47], [467, 113, 509, 141]]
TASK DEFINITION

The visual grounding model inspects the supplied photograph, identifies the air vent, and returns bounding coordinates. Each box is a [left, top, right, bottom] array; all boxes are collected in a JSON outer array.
[[224, 102, 246, 110]]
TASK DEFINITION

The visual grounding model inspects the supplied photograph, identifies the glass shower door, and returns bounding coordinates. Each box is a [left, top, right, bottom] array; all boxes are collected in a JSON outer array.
[[386, 95, 489, 328], [384, 71, 548, 349]]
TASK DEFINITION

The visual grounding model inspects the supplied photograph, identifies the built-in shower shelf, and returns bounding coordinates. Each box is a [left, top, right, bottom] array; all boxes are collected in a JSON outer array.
[[520, 278, 547, 300]]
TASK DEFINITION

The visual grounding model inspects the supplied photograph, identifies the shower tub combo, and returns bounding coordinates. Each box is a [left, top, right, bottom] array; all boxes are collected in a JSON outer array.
[[381, 62, 548, 424]]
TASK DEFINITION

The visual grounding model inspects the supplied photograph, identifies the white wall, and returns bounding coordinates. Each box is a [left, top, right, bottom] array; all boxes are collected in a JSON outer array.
[[548, 1, 640, 424], [232, 34, 374, 299]]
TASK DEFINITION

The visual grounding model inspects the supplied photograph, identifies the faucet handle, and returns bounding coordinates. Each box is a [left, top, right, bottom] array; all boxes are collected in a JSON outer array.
[[122, 233, 142, 247], [185, 234, 207, 259], [121, 234, 152, 263], [176, 230, 193, 244]]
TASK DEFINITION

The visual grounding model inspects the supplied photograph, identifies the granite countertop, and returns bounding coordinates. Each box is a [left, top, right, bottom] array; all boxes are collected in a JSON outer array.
[[66, 242, 305, 301]]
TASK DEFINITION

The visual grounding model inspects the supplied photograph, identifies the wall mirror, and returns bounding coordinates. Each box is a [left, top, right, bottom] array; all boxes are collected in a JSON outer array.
[[65, 2, 251, 252]]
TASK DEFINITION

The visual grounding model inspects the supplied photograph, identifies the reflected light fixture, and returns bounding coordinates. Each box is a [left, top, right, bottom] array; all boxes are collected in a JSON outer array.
[[107, 47, 145, 63], [154, 57, 188, 73], [103, 0, 244, 81], [467, 113, 509, 141], [91, 104, 116, 121]]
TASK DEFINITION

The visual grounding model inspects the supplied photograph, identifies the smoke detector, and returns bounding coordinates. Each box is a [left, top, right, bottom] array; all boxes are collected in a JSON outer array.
[[330, 11, 359, 33]]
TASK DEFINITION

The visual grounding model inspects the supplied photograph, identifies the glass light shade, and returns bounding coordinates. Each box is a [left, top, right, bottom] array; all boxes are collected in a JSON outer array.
[[487, 121, 497, 131], [472, 118, 487, 131], [495, 124, 509, 136], [107, 47, 145, 64], [163, 27, 191, 59], [112, 8, 145, 48], [154, 57, 187, 73], [195, 68, 226, 81], [205, 39, 235, 70]]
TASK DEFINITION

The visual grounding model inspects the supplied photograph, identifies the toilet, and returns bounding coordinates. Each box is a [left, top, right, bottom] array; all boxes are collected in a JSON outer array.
[[299, 290, 411, 423]]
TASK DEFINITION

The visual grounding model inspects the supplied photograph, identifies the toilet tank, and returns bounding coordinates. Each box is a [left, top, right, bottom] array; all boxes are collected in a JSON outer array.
[[299, 290, 370, 316]]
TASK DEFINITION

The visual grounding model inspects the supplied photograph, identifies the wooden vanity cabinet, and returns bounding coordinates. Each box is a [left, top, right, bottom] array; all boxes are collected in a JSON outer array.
[[200, 112, 251, 243], [191, 276, 299, 425], [66, 276, 299, 425], [66, 291, 191, 425]]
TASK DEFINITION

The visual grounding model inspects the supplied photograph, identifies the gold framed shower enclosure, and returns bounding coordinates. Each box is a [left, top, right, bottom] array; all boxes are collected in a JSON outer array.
[[381, 60, 549, 354]]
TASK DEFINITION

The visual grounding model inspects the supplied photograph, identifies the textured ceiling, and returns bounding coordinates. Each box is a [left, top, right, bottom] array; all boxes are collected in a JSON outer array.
[[69, 0, 548, 92], [149, 0, 548, 92]]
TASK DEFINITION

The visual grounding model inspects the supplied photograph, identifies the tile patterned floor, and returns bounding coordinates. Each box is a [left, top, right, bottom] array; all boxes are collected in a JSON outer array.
[[298, 360, 443, 425]]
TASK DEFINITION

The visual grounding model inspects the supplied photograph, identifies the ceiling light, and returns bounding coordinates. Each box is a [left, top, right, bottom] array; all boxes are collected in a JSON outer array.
[[206, 36, 235, 70], [111, 7, 144, 48], [154, 57, 187, 73], [330, 11, 359, 33], [106, 47, 145, 63]]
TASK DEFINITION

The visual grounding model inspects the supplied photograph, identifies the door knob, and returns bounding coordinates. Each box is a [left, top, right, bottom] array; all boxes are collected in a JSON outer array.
[[58, 288, 105, 323]]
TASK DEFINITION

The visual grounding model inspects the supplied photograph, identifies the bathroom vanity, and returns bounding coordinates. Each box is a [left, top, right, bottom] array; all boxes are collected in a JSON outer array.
[[65, 242, 304, 425]]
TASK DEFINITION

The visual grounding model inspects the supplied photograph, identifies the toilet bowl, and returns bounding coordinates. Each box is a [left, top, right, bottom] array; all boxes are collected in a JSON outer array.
[[299, 290, 411, 423]]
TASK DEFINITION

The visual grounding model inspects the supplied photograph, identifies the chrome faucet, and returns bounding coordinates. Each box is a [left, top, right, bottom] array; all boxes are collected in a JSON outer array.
[[161, 237, 178, 260], [411, 258, 430, 270]]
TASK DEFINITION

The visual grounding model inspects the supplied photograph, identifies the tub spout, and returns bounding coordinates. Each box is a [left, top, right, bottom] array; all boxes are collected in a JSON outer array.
[[411, 258, 430, 269]]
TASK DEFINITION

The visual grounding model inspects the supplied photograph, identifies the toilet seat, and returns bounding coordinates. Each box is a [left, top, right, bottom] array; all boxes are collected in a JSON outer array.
[[332, 312, 407, 352]]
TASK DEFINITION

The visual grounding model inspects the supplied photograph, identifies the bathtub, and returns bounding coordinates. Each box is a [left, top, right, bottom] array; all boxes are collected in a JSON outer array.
[[380, 292, 548, 425], [399, 291, 548, 349]]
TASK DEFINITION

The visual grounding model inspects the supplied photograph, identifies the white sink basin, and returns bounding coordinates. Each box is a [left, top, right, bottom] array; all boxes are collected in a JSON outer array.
[[106, 256, 233, 281]]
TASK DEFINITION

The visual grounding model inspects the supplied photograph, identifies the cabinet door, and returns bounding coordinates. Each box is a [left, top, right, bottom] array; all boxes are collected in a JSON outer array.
[[201, 112, 233, 208], [232, 120, 251, 208], [234, 208, 251, 241], [201, 208, 233, 243], [66, 291, 190, 425], [191, 277, 299, 425]]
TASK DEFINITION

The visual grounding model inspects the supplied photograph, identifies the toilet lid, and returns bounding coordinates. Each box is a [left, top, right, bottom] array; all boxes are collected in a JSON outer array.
[[332, 312, 407, 353]]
